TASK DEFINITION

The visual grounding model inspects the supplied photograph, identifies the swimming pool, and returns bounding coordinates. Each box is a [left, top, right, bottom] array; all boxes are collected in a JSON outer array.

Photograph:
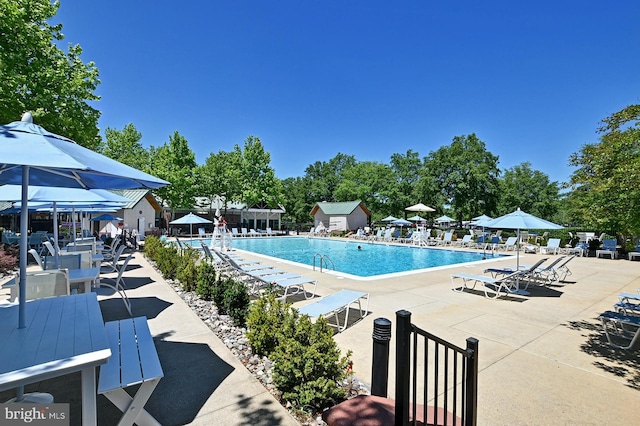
[[195, 237, 506, 280]]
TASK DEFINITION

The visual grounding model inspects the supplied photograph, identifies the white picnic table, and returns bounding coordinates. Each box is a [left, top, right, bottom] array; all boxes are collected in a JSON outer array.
[[0, 292, 110, 425]]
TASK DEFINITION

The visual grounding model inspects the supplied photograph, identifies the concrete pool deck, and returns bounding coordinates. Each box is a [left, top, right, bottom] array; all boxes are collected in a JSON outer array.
[[2, 237, 638, 425], [238, 237, 640, 425]]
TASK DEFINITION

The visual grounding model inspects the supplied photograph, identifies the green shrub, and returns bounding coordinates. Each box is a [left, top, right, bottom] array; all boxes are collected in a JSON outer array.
[[155, 245, 180, 279], [246, 294, 292, 356], [212, 276, 230, 312], [143, 235, 162, 260], [223, 279, 250, 327], [176, 248, 200, 292], [196, 261, 217, 300], [271, 313, 351, 413]]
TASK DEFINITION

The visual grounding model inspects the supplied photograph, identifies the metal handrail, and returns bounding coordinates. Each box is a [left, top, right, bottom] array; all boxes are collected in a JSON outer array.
[[313, 253, 335, 272]]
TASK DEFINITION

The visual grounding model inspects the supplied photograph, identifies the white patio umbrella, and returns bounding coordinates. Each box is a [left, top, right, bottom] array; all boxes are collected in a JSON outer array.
[[0, 113, 168, 331], [405, 203, 435, 212], [169, 213, 213, 241], [484, 208, 563, 271]]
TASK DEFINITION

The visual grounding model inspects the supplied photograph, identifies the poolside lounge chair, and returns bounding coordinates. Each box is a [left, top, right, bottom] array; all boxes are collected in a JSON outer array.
[[540, 238, 561, 255], [483, 258, 549, 289], [599, 310, 640, 349], [241, 228, 249, 237], [450, 270, 524, 299], [454, 234, 473, 247], [437, 232, 453, 246], [596, 239, 618, 259], [271, 276, 317, 301], [553, 254, 577, 282], [531, 256, 568, 284], [470, 235, 487, 250], [298, 290, 370, 332], [497, 236, 518, 251]]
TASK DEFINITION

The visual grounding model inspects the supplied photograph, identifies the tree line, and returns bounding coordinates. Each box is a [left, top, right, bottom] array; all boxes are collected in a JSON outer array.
[[2, 0, 639, 239]]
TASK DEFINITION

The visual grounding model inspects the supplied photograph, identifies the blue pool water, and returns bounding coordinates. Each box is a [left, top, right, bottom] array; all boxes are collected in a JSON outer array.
[[195, 237, 505, 279]]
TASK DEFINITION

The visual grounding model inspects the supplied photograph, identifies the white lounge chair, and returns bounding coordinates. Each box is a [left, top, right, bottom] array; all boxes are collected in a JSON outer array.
[[599, 310, 640, 349], [437, 232, 453, 246], [596, 239, 618, 259], [450, 270, 524, 299], [298, 290, 369, 332], [540, 238, 561, 255], [454, 234, 473, 247], [497, 236, 518, 251]]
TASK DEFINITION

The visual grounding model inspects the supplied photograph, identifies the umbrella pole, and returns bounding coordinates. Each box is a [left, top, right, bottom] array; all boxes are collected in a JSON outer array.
[[482, 226, 486, 259], [53, 202, 60, 269], [18, 167, 29, 329]]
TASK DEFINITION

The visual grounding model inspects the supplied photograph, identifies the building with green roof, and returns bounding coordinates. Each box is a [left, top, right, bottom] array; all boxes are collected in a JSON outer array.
[[310, 200, 370, 233]]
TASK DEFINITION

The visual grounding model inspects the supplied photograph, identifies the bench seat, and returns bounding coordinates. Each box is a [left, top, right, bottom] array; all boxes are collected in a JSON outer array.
[[99, 317, 163, 426]]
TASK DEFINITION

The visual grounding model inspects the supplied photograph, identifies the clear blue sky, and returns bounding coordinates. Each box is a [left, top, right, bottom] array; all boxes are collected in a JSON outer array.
[[56, 1, 640, 184]]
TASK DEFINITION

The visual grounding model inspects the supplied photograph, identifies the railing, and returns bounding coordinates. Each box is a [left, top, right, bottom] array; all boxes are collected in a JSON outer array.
[[313, 253, 335, 273], [371, 310, 479, 426]]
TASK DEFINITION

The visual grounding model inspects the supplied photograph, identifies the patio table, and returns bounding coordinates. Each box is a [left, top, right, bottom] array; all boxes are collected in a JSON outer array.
[[0, 292, 110, 425]]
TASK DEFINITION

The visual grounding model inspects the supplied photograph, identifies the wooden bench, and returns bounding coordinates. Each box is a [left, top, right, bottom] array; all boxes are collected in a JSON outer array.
[[99, 317, 163, 426]]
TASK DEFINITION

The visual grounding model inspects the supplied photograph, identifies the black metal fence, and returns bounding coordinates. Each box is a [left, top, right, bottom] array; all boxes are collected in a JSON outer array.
[[372, 310, 479, 426]]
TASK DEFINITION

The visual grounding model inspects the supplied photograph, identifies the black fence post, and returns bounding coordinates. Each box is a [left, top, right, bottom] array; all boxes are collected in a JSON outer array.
[[395, 310, 412, 426], [465, 337, 479, 426], [371, 317, 392, 397]]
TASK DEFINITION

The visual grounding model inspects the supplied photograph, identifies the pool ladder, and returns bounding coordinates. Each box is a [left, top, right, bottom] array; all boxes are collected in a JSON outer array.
[[313, 253, 335, 273]]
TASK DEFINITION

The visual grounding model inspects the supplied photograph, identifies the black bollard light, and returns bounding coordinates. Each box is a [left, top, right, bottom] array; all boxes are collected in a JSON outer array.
[[371, 317, 392, 397]]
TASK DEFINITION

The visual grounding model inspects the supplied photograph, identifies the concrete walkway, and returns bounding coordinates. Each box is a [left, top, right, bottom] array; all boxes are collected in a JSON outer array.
[[0, 250, 300, 426]]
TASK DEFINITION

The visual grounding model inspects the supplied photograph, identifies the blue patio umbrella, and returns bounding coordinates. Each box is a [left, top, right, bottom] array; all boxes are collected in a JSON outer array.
[[170, 213, 212, 241], [407, 215, 427, 222], [0, 185, 129, 258], [484, 208, 563, 272], [91, 213, 124, 222], [0, 113, 168, 332], [381, 215, 399, 222], [471, 215, 493, 259]]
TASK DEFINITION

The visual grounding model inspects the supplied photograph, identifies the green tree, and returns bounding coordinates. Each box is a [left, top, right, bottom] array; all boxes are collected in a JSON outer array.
[[418, 134, 500, 223], [0, 0, 101, 149], [334, 161, 393, 218], [102, 123, 150, 170], [281, 176, 313, 223], [388, 149, 423, 217], [233, 136, 282, 208], [236, 136, 282, 208], [567, 104, 640, 236], [498, 162, 559, 218], [197, 149, 243, 216], [149, 131, 197, 214], [304, 153, 357, 202]]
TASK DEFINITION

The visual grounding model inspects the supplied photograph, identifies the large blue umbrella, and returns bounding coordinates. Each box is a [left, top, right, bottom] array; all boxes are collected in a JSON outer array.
[[484, 208, 563, 270], [0, 185, 129, 269], [170, 213, 213, 241], [0, 113, 168, 330], [91, 213, 124, 222]]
